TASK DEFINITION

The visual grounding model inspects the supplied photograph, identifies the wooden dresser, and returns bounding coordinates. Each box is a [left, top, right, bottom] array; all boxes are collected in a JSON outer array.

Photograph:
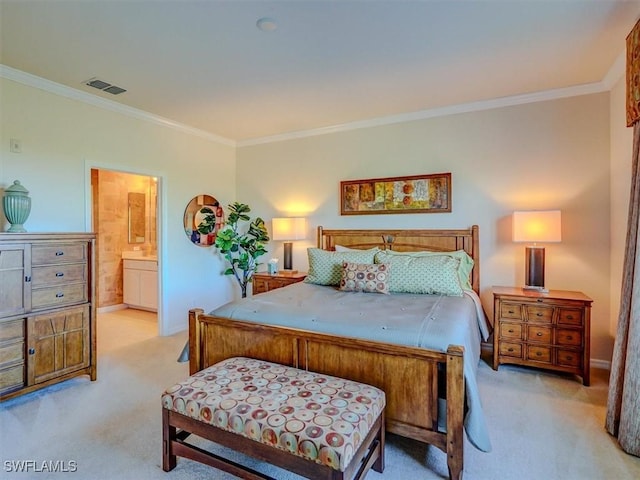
[[252, 271, 307, 294], [492, 286, 592, 385], [0, 233, 96, 400]]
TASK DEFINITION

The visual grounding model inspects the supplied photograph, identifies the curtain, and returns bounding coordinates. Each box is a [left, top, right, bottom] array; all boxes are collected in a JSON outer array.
[[605, 18, 640, 457], [605, 122, 640, 457]]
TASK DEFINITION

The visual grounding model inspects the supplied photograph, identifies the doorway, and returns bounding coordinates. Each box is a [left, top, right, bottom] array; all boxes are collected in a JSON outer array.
[[90, 168, 161, 334]]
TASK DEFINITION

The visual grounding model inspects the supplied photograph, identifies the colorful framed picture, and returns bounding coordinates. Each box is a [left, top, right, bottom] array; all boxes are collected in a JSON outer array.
[[340, 173, 451, 215]]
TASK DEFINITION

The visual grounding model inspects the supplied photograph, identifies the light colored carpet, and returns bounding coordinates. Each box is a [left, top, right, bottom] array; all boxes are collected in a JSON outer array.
[[1, 308, 639, 479]]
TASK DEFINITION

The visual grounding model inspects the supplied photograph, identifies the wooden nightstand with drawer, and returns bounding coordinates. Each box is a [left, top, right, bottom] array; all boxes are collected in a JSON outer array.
[[252, 271, 307, 294], [492, 286, 593, 385]]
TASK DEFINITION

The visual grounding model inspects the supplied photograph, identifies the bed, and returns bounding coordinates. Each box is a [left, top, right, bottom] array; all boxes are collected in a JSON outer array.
[[188, 226, 491, 479]]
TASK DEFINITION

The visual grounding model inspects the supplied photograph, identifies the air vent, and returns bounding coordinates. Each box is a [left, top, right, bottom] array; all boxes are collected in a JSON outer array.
[[83, 77, 127, 95]]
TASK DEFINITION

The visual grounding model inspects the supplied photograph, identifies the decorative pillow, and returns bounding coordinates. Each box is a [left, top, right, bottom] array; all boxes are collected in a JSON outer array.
[[373, 251, 463, 296], [339, 262, 390, 294], [374, 249, 474, 291], [305, 248, 378, 286]]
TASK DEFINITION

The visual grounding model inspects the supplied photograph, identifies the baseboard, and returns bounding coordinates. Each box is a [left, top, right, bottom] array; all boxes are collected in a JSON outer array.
[[591, 359, 611, 370], [97, 304, 128, 314]]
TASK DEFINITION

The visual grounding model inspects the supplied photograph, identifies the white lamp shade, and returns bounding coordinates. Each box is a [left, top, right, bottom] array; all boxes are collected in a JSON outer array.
[[272, 217, 307, 241], [512, 210, 561, 243]]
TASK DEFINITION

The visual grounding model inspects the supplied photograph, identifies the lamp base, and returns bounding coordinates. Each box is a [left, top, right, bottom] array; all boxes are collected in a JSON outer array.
[[523, 285, 549, 293], [525, 246, 546, 290]]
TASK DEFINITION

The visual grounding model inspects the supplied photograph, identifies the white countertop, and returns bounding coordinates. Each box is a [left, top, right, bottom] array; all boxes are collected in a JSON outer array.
[[122, 251, 157, 261]]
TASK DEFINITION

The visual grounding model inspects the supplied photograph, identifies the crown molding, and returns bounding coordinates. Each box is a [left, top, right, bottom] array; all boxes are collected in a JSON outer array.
[[237, 81, 608, 147], [0, 64, 236, 147], [2, 63, 619, 149]]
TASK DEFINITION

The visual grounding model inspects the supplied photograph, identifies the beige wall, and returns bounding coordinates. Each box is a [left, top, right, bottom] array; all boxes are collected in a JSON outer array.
[[1, 72, 629, 364], [0, 77, 237, 335], [237, 93, 615, 364]]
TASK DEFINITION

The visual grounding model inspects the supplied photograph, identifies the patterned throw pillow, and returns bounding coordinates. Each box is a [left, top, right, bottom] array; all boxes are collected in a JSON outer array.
[[305, 248, 378, 286], [339, 262, 390, 294], [374, 251, 463, 296]]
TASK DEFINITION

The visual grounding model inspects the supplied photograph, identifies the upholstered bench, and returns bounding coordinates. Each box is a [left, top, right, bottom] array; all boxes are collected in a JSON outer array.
[[162, 356, 385, 480]]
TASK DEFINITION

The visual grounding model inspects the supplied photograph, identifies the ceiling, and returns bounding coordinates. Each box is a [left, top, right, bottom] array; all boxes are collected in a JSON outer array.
[[2, 1, 640, 144]]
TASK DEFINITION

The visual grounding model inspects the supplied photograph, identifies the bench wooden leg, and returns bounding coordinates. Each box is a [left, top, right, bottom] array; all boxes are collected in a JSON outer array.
[[162, 408, 177, 472], [373, 413, 385, 473]]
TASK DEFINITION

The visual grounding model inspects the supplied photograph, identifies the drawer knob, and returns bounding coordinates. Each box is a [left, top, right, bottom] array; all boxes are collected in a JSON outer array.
[[536, 352, 542, 357], [508, 310, 515, 314], [28, 348, 35, 355], [566, 315, 574, 320], [565, 355, 573, 360], [55, 251, 64, 256], [55, 292, 64, 298], [536, 313, 543, 317], [508, 348, 514, 352], [567, 336, 573, 340], [25, 275, 32, 283], [508, 329, 514, 333], [55, 272, 64, 277], [536, 332, 543, 336], [537, 299, 543, 303]]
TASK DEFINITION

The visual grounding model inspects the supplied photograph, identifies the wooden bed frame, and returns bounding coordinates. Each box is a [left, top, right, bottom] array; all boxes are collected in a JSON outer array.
[[188, 226, 480, 480]]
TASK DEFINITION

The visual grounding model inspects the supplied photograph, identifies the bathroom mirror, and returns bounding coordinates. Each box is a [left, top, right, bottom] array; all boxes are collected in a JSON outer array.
[[128, 192, 146, 244], [184, 195, 224, 246]]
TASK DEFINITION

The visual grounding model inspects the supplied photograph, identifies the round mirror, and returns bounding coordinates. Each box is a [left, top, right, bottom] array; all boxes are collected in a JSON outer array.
[[183, 195, 225, 246]]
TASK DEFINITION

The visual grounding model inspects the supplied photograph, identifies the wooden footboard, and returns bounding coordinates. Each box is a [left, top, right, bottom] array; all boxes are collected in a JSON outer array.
[[188, 308, 465, 480]]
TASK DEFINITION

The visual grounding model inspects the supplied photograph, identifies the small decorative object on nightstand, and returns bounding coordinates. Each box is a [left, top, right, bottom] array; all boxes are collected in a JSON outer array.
[[492, 286, 592, 385], [253, 271, 306, 295]]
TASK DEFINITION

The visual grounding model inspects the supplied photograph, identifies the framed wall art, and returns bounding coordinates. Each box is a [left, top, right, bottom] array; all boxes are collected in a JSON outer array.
[[340, 173, 451, 215]]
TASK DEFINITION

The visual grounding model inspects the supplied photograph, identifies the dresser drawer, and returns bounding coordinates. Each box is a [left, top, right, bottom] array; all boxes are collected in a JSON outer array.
[[527, 345, 552, 364], [32, 243, 86, 265], [557, 329, 582, 347], [32, 263, 87, 287], [499, 322, 523, 339], [557, 349, 582, 368], [0, 363, 24, 394], [558, 308, 583, 326], [499, 342, 522, 359], [0, 319, 24, 342], [527, 325, 552, 343], [0, 342, 24, 366], [32, 284, 87, 309], [525, 305, 553, 323], [500, 303, 522, 319]]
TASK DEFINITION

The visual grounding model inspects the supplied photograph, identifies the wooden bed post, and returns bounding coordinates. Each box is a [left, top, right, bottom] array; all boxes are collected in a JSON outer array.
[[188, 308, 204, 374], [446, 345, 464, 480]]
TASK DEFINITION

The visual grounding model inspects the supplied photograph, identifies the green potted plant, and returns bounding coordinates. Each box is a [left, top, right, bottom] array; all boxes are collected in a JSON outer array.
[[211, 202, 269, 298]]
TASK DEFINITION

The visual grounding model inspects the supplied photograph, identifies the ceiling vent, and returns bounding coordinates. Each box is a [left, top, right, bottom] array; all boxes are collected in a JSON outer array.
[[83, 77, 127, 95]]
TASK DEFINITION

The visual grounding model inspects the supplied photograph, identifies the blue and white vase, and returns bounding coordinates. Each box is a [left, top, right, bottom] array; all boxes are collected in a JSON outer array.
[[3, 180, 31, 233]]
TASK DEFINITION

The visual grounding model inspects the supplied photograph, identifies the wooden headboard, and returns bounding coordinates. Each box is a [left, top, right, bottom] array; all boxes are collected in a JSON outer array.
[[317, 225, 480, 294]]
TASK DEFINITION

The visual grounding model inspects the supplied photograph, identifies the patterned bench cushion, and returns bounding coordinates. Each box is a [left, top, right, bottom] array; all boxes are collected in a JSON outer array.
[[162, 357, 385, 472]]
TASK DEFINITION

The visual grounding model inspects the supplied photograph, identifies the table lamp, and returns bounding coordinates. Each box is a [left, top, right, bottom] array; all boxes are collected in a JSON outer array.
[[272, 217, 307, 272], [512, 210, 561, 292]]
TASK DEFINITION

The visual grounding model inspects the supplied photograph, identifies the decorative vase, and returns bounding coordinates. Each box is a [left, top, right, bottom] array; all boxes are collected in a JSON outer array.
[[3, 180, 31, 233]]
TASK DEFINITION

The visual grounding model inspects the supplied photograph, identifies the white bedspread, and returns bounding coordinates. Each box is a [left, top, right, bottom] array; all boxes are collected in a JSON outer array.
[[212, 282, 492, 452]]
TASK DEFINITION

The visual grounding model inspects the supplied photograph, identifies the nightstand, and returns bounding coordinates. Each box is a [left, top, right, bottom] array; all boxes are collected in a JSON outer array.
[[492, 286, 593, 385], [252, 271, 307, 294]]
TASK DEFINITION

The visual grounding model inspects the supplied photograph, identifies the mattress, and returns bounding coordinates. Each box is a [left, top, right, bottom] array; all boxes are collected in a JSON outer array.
[[211, 281, 492, 452]]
